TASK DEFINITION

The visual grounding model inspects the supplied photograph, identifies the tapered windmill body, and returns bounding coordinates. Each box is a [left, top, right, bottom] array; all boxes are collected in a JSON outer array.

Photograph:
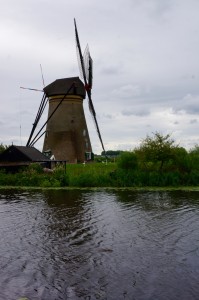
[[42, 77, 92, 163]]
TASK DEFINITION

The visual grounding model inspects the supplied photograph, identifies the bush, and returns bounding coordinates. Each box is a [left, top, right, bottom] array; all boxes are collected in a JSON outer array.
[[53, 166, 69, 186], [117, 152, 138, 170], [26, 163, 43, 174]]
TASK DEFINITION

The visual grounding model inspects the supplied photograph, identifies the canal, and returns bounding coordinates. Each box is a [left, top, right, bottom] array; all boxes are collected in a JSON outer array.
[[0, 189, 198, 299]]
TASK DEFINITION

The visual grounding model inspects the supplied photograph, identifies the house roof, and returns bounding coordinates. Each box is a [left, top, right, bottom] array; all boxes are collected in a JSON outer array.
[[44, 77, 86, 98], [0, 145, 51, 162]]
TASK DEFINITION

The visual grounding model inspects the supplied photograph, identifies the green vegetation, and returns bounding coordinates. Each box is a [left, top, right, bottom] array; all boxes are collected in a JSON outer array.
[[1, 132, 199, 188], [0, 143, 8, 154]]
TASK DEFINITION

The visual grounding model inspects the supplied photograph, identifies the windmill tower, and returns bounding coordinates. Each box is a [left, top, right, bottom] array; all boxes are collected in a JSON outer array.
[[26, 19, 106, 163], [42, 77, 92, 163]]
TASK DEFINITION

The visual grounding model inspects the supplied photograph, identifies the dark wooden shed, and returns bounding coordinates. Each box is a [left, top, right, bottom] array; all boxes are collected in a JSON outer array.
[[0, 145, 51, 172]]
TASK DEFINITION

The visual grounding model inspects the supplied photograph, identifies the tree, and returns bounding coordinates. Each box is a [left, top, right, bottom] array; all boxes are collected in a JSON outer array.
[[0, 143, 8, 154], [101, 150, 124, 156], [189, 144, 199, 155], [188, 145, 199, 171], [135, 132, 177, 172], [173, 147, 190, 172]]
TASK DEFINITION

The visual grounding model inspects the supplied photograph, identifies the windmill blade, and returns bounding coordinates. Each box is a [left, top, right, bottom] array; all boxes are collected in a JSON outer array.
[[20, 64, 45, 93], [20, 86, 43, 92], [87, 91, 106, 153], [29, 130, 46, 147], [83, 44, 90, 82], [83, 45, 93, 88], [26, 94, 48, 146], [76, 47, 84, 80], [40, 64, 45, 87], [74, 18, 87, 83], [74, 18, 106, 154], [88, 52, 93, 89]]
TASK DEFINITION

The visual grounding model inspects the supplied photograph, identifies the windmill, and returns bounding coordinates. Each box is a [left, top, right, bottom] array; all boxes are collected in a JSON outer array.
[[26, 19, 105, 163]]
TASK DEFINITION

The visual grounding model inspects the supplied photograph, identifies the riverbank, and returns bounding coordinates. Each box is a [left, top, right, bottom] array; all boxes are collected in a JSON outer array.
[[1, 186, 199, 191], [1, 161, 199, 188]]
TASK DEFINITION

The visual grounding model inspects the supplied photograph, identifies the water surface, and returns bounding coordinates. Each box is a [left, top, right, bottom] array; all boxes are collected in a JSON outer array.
[[0, 189, 199, 299]]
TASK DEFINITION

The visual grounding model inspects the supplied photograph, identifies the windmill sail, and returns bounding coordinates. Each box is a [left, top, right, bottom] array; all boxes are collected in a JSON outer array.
[[74, 18, 106, 154], [83, 45, 93, 90], [88, 54, 93, 89], [74, 19, 87, 84], [20, 87, 43, 92], [26, 93, 48, 146]]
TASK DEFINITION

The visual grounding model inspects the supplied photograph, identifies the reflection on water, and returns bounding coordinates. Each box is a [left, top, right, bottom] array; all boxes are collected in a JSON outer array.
[[0, 189, 199, 299]]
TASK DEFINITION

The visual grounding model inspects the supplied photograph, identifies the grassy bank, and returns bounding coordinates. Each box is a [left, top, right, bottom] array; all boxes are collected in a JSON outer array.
[[0, 162, 199, 188], [0, 163, 116, 188], [1, 132, 199, 188]]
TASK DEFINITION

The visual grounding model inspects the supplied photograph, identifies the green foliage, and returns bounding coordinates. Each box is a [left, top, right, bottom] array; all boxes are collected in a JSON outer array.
[[110, 132, 199, 187], [26, 163, 44, 174], [70, 173, 97, 187], [117, 151, 138, 170], [189, 144, 199, 155], [1, 132, 199, 187], [53, 165, 69, 186], [95, 151, 123, 163], [0, 143, 8, 154], [188, 145, 199, 171], [101, 150, 124, 156], [172, 147, 190, 172], [135, 132, 176, 172], [67, 162, 116, 187]]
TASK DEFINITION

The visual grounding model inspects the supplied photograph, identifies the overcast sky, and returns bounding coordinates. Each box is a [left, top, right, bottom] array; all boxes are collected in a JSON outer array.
[[1, 0, 199, 154]]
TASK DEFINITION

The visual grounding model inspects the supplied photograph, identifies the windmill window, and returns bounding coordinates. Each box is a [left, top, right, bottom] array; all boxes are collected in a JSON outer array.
[[85, 152, 91, 160], [83, 129, 86, 136]]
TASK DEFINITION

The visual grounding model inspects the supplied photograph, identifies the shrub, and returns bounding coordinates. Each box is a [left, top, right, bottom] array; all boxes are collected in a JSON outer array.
[[53, 166, 69, 186], [26, 163, 43, 174], [117, 152, 138, 170], [40, 179, 52, 187]]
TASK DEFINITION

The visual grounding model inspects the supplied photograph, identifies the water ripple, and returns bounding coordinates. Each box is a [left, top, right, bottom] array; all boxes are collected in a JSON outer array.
[[0, 189, 199, 299]]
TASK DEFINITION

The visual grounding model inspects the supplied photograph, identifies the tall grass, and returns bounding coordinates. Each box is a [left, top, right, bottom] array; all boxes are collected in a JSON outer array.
[[66, 163, 116, 187], [1, 160, 199, 188], [0, 163, 117, 188]]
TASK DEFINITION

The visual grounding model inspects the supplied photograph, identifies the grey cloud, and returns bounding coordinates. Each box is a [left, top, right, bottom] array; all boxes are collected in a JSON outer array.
[[111, 84, 142, 99], [100, 65, 121, 75], [103, 114, 114, 120], [190, 119, 197, 124], [122, 108, 150, 117], [173, 94, 199, 115]]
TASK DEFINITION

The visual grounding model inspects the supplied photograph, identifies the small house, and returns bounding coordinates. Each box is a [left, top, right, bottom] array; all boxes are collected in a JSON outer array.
[[0, 145, 51, 173]]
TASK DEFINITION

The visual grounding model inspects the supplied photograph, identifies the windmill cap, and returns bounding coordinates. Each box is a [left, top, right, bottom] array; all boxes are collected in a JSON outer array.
[[44, 77, 86, 98]]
